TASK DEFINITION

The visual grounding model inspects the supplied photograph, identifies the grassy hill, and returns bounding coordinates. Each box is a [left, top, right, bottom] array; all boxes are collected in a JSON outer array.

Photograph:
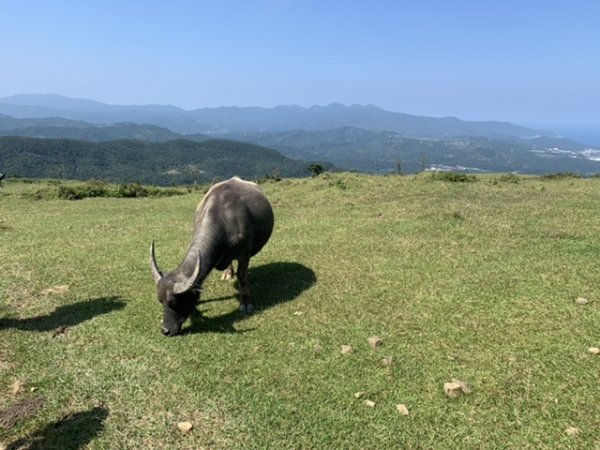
[[0, 173, 598, 448], [0, 136, 320, 184]]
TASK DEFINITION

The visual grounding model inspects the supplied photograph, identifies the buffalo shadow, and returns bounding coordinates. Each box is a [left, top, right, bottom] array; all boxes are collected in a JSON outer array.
[[186, 261, 316, 334], [0, 297, 127, 333], [6, 406, 109, 450]]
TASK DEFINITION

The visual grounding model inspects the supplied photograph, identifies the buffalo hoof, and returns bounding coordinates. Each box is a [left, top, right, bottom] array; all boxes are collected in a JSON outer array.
[[221, 268, 235, 281], [239, 303, 254, 314], [161, 327, 179, 337]]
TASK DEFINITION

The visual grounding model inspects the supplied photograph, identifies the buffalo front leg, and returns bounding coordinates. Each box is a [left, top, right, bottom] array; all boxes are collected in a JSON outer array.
[[236, 257, 253, 314]]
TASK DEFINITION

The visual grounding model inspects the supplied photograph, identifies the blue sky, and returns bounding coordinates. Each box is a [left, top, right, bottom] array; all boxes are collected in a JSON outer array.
[[1, 0, 599, 128]]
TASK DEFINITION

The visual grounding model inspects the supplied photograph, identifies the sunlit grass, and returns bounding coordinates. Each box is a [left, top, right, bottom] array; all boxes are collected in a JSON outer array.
[[1, 173, 599, 449]]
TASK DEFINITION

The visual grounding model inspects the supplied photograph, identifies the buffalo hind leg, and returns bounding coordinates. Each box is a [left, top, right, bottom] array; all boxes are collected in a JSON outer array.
[[221, 263, 235, 281], [237, 257, 253, 314]]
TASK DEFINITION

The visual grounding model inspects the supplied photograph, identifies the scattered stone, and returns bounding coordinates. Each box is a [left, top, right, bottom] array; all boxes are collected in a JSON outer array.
[[354, 392, 366, 399], [396, 404, 409, 416], [565, 426, 581, 437], [11, 380, 26, 396], [177, 421, 193, 433], [588, 347, 600, 355], [364, 400, 376, 408], [341, 345, 353, 355], [382, 356, 394, 367], [52, 325, 69, 338], [575, 297, 589, 305], [41, 285, 69, 295], [293, 311, 304, 316], [368, 336, 383, 349], [443, 379, 471, 398]]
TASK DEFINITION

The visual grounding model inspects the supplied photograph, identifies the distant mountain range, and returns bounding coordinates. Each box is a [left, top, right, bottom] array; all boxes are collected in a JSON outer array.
[[0, 113, 210, 142], [1, 93, 599, 177], [0, 94, 546, 137]]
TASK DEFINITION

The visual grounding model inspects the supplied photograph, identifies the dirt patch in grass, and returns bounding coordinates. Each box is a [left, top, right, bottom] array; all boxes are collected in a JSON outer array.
[[0, 396, 45, 429]]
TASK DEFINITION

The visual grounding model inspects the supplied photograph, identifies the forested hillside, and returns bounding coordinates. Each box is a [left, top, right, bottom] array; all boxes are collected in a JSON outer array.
[[225, 127, 600, 174], [0, 136, 317, 184], [2, 96, 598, 175]]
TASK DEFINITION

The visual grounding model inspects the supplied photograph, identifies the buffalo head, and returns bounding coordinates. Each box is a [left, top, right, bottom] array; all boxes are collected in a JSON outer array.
[[150, 241, 201, 336]]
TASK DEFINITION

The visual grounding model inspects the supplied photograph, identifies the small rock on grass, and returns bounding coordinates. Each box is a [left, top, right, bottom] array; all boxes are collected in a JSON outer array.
[[41, 285, 69, 295], [354, 392, 366, 399], [341, 345, 353, 355], [52, 325, 69, 338], [177, 421, 193, 433], [368, 336, 383, 349], [575, 297, 589, 305], [314, 344, 323, 354], [588, 347, 600, 355], [443, 379, 471, 398], [11, 380, 26, 396], [396, 404, 409, 416], [565, 426, 581, 437], [364, 400, 376, 408], [382, 356, 393, 367]]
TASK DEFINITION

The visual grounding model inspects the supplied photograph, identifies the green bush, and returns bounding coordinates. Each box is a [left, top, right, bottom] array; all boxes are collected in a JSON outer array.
[[498, 173, 521, 183], [50, 181, 186, 200], [259, 169, 282, 183], [431, 172, 477, 183], [58, 183, 109, 200], [116, 183, 149, 198], [539, 172, 581, 180]]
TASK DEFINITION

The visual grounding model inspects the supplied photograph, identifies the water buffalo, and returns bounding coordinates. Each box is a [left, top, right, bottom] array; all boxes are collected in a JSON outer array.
[[150, 176, 274, 336]]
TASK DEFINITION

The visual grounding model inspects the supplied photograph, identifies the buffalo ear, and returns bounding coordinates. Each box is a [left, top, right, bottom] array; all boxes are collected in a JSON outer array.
[[150, 240, 163, 284], [172, 251, 202, 295]]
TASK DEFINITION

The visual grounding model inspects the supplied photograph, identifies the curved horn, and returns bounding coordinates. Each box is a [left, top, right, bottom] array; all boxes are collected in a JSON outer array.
[[173, 250, 202, 295], [150, 240, 163, 284]]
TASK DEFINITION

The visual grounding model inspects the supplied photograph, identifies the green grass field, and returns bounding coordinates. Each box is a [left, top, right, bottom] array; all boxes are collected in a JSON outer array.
[[1, 173, 599, 449]]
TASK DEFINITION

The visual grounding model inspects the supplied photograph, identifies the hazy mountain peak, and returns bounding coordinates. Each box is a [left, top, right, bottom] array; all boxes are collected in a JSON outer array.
[[0, 93, 110, 111], [0, 93, 548, 137]]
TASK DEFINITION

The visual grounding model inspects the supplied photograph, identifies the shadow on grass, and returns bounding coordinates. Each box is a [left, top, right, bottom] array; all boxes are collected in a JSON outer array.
[[186, 261, 316, 334], [0, 297, 127, 332], [6, 406, 108, 450]]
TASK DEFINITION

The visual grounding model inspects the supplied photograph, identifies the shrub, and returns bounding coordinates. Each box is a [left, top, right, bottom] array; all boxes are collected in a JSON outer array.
[[116, 183, 149, 198], [431, 172, 477, 183], [58, 184, 109, 200], [260, 169, 282, 183], [52, 181, 185, 200], [498, 173, 521, 183], [308, 163, 324, 177], [539, 172, 581, 180]]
